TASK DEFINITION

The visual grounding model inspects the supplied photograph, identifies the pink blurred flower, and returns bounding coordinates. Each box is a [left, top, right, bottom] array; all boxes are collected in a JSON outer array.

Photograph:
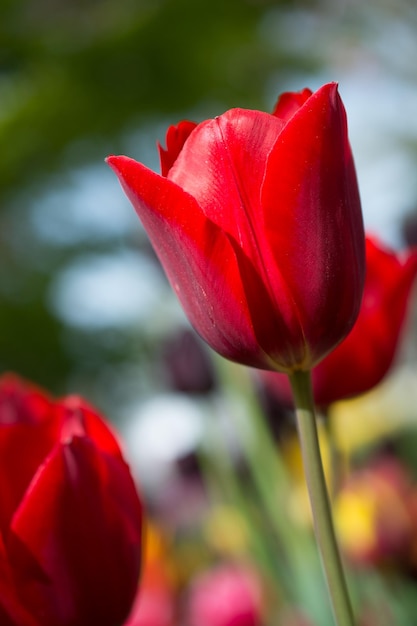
[[185, 564, 263, 626], [124, 567, 174, 626]]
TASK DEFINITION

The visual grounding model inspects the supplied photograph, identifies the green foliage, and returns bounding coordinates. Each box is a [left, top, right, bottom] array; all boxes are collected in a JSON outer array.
[[0, 0, 297, 400], [0, 0, 285, 193]]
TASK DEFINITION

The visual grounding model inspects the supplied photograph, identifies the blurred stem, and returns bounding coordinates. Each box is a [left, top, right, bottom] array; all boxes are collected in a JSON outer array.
[[289, 370, 355, 626], [214, 360, 301, 553], [323, 411, 346, 498], [199, 418, 286, 589], [212, 360, 312, 595]]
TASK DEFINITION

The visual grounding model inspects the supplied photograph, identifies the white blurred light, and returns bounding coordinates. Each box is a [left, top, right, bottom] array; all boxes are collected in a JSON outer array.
[[261, 7, 417, 248], [48, 250, 166, 329], [123, 394, 205, 487], [31, 166, 139, 245]]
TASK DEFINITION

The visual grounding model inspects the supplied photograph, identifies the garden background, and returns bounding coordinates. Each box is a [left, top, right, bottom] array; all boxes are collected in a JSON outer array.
[[3, 1, 417, 623]]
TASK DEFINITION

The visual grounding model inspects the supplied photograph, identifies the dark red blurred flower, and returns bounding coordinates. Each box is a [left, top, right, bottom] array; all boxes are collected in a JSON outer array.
[[162, 328, 216, 394], [107, 82, 364, 373], [263, 236, 417, 406], [185, 564, 263, 626], [0, 373, 143, 626]]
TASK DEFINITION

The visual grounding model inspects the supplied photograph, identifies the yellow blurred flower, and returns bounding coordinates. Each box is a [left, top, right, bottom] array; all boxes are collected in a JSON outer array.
[[204, 505, 249, 557]]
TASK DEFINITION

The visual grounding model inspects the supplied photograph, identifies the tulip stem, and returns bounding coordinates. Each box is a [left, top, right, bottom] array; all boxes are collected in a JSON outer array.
[[289, 369, 355, 626]]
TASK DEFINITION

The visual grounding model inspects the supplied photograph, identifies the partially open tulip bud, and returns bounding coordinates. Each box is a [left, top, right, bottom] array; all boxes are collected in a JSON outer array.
[[0, 374, 143, 626], [107, 82, 365, 373], [263, 236, 417, 406]]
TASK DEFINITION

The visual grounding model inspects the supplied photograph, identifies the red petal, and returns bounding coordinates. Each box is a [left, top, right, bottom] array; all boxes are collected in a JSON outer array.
[[107, 156, 278, 368], [261, 82, 365, 365], [56, 395, 124, 459], [168, 108, 286, 262], [264, 237, 417, 405], [312, 237, 417, 404], [9, 437, 143, 626], [0, 375, 57, 536], [272, 87, 313, 121], [0, 536, 39, 626], [158, 120, 198, 176], [163, 110, 308, 367], [228, 240, 308, 369], [0, 374, 51, 427]]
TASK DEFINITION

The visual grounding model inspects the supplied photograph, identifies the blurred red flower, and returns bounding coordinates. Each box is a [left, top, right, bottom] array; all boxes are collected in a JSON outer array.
[[263, 236, 417, 406], [107, 82, 364, 373], [0, 373, 143, 626]]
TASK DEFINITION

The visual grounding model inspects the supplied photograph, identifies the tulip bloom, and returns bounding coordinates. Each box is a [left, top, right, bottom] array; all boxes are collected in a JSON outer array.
[[107, 83, 365, 373], [0, 374, 143, 626], [263, 236, 417, 406]]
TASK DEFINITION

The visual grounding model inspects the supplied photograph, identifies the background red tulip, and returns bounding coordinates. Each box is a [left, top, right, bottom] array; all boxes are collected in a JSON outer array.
[[263, 236, 417, 407], [0, 374, 143, 626], [107, 82, 365, 374]]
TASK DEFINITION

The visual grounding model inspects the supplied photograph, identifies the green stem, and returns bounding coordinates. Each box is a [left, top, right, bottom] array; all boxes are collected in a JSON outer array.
[[289, 369, 355, 626]]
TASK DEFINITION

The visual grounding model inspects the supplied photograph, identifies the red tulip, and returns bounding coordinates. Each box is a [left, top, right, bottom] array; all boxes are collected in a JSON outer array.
[[0, 374, 143, 626], [107, 82, 365, 373], [263, 236, 417, 406]]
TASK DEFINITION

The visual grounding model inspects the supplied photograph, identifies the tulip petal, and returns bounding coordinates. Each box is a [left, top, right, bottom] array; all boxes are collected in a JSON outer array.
[[56, 396, 124, 459], [265, 237, 417, 405], [228, 240, 309, 370], [272, 87, 312, 121], [0, 376, 57, 536], [9, 436, 143, 626], [160, 110, 310, 368], [158, 120, 198, 176], [261, 82, 364, 365], [107, 156, 285, 368], [312, 238, 417, 403], [168, 109, 286, 263], [0, 537, 39, 626]]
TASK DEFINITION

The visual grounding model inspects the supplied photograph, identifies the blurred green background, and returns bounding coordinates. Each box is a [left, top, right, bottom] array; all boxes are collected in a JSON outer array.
[[2, 0, 417, 416]]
